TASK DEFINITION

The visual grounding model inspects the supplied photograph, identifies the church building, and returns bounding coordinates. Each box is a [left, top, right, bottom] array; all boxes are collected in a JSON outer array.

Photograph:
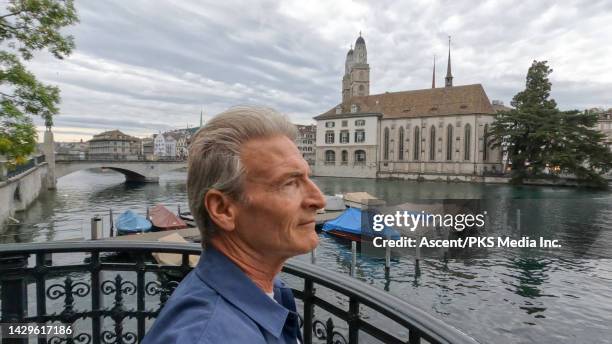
[[313, 34, 503, 180]]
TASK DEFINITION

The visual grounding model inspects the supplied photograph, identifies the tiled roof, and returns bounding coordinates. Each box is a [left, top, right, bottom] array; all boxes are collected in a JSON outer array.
[[90, 130, 140, 142], [315, 84, 495, 120]]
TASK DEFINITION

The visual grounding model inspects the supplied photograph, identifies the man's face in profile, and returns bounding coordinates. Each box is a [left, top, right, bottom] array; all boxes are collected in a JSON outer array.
[[233, 135, 325, 259]]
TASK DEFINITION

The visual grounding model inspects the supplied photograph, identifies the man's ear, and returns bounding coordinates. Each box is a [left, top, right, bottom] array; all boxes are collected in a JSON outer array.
[[204, 189, 237, 232]]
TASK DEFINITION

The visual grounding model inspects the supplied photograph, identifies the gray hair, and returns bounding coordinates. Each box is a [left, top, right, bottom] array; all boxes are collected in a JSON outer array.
[[187, 106, 297, 247]]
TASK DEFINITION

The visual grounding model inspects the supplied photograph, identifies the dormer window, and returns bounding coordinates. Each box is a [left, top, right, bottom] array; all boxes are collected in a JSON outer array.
[[351, 104, 359, 113], [335, 105, 342, 114]]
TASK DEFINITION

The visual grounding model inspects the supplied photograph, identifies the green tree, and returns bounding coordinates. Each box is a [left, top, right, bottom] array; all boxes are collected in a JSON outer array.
[[488, 60, 612, 187], [0, 0, 78, 164]]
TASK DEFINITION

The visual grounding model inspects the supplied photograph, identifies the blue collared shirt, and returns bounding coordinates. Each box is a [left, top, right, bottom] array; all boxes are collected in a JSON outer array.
[[142, 246, 302, 344]]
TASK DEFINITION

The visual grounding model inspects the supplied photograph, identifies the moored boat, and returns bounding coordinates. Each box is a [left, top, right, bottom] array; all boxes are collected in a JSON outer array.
[[322, 207, 400, 242], [149, 204, 188, 230], [116, 210, 152, 235]]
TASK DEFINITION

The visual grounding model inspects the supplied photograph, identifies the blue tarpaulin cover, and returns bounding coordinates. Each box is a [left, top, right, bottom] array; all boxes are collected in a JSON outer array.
[[116, 210, 152, 234], [322, 207, 401, 239]]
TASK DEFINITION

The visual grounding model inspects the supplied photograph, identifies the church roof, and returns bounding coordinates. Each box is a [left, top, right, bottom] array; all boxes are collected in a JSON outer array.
[[315, 84, 495, 120], [355, 36, 365, 45]]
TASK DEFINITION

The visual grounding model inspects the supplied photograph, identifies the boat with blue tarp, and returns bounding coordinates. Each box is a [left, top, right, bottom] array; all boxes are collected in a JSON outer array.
[[322, 207, 401, 242], [116, 210, 152, 235]]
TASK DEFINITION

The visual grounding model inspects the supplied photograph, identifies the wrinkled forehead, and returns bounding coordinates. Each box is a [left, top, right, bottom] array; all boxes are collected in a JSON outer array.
[[239, 135, 306, 180]]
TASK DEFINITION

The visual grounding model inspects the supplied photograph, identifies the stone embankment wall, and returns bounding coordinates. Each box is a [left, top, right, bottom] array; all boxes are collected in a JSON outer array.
[[0, 163, 49, 227]]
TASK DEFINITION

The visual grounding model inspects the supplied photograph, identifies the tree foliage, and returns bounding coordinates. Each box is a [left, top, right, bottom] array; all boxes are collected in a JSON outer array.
[[0, 0, 78, 163], [488, 60, 612, 187]]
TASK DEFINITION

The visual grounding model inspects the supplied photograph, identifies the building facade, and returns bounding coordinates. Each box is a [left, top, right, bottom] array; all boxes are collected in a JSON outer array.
[[88, 130, 141, 160], [295, 124, 316, 165], [314, 35, 502, 179], [596, 109, 612, 152]]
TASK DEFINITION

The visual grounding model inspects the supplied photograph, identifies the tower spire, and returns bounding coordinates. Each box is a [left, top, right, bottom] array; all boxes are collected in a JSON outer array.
[[445, 36, 453, 87], [200, 109, 203, 127], [432, 55, 436, 88]]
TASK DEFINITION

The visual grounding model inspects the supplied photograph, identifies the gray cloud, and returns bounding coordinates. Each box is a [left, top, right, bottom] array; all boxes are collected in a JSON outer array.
[[23, 0, 612, 141]]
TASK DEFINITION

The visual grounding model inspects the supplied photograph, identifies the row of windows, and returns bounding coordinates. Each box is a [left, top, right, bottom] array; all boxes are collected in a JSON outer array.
[[382, 124, 492, 162], [325, 119, 366, 128], [325, 130, 366, 144], [298, 146, 314, 152], [324, 150, 366, 164]]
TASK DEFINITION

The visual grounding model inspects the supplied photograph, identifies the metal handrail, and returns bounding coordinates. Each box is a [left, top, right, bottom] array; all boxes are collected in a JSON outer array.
[[0, 241, 478, 344]]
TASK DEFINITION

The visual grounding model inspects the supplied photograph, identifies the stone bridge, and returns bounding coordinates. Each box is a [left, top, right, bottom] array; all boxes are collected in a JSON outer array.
[[55, 159, 187, 182]]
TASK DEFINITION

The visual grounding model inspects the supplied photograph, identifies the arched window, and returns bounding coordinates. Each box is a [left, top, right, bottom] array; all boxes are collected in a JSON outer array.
[[398, 127, 404, 160], [341, 150, 348, 164], [464, 124, 471, 161], [446, 124, 453, 161], [355, 150, 366, 164], [359, 84, 364, 91], [413, 126, 420, 160], [325, 150, 335, 164], [429, 125, 436, 161], [383, 127, 390, 160], [483, 124, 489, 161]]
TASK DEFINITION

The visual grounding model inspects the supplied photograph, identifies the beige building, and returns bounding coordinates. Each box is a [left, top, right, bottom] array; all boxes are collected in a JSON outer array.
[[295, 124, 316, 165], [89, 130, 141, 160], [314, 35, 503, 179]]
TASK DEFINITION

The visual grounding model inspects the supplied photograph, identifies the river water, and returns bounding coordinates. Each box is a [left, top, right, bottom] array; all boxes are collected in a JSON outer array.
[[2, 169, 611, 343]]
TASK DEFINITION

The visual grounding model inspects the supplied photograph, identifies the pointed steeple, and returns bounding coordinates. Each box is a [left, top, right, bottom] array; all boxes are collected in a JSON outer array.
[[445, 36, 453, 87], [200, 109, 203, 127], [432, 55, 436, 88]]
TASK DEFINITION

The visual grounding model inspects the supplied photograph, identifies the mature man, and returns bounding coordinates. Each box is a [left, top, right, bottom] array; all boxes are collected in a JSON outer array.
[[143, 107, 326, 344]]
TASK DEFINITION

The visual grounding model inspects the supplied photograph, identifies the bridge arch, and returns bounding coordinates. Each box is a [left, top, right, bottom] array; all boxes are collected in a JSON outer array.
[[54, 160, 187, 183]]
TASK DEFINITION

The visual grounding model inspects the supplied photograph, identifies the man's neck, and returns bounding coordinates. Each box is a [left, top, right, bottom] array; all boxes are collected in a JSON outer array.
[[210, 236, 285, 293]]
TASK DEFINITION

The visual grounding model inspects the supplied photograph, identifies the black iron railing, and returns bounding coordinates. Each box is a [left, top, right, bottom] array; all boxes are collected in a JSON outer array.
[[0, 241, 477, 344], [6, 158, 37, 179]]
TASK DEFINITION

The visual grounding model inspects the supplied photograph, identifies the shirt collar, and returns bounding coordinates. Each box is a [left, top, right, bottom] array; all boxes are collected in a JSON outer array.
[[195, 246, 290, 338]]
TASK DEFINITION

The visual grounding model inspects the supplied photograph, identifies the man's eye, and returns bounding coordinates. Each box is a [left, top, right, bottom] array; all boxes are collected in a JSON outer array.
[[284, 179, 298, 187]]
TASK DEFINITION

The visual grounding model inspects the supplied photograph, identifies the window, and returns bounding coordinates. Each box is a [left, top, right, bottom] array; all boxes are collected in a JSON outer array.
[[429, 126, 436, 161], [355, 150, 366, 164], [325, 150, 335, 164], [398, 127, 404, 160], [413, 126, 420, 160], [464, 124, 472, 160], [383, 127, 390, 160], [342, 120, 348, 127], [354, 129, 365, 143], [341, 150, 348, 164], [325, 121, 335, 128], [351, 104, 358, 113], [446, 124, 453, 161], [325, 131, 335, 144], [340, 130, 349, 143], [483, 124, 489, 161], [355, 119, 365, 126], [335, 106, 342, 114]]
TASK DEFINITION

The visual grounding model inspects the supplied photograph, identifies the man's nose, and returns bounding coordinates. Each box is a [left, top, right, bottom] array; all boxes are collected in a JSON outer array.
[[304, 178, 326, 210]]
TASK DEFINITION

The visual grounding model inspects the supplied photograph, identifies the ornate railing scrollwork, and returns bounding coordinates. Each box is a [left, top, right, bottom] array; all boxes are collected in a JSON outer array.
[[101, 274, 137, 343], [49, 333, 92, 344], [313, 318, 348, 344], [46, 276, 91, 323], [145, 279, 180, 309], [100, 330, 137, 344]]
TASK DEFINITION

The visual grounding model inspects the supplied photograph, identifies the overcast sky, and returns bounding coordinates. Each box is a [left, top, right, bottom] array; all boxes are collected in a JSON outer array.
[[28, 0, 612, 141]]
